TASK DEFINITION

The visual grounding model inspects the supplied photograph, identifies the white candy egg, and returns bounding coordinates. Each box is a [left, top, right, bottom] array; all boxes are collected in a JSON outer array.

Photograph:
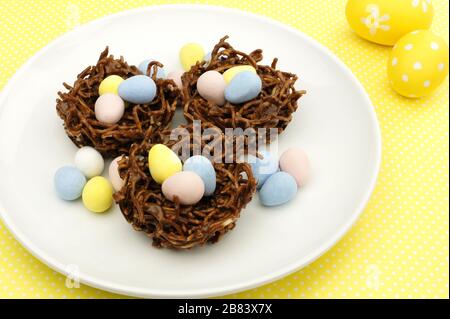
[[167, 70, 184, 89], [75, 146, 105, 178]]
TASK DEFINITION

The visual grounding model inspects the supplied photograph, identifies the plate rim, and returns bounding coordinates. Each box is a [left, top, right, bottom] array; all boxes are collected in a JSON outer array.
[[0, 4, 382, 298]]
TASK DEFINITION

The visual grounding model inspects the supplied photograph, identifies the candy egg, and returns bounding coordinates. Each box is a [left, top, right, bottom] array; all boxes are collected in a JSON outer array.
[[162, 171, 205, 205], [196, 71, 227, 106], [94, 93, 125, 124], [388, 30, 449, 98], [167, 70, 184, 89], [54, 166, 86, 201], [224, 71, 262, 104], [247, 150, 279, 189], [279, 148, 310, 187], [346, 0, 434, 46], [180, 43, 205, 71], [204, 52, 212, 65], [82, 176, 113, 213], [118, 75, 157, 104], [138, 59, 166, 79], [98, 75, 124, 95], [259, 172, 298, 207], [223, 65, 256, 83], [75, 146, 105, 178], [109, 156, 125, 192], [183, 155, 216, 196], [148, 144, 182, 184]]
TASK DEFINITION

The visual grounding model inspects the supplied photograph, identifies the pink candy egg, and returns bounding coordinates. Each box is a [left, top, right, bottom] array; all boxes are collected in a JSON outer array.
[[196, 70, 226, 106], [167, 70, 184, 89], [162, 171, 205, 205], [94, 93, 125, 124], [279, 148, 310, 187], [109, 156, 125, 192]]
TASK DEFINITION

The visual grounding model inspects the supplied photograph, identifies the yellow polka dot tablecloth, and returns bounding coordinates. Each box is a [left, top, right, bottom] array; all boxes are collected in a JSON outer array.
[[0, 0, 448, 299]]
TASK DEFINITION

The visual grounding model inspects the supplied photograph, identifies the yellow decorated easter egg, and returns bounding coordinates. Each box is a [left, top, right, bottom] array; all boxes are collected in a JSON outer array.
[[346, 0, 434, 46], [223, 65, 256, 83], [388, 30, 449, 98], [82, 176, 113, 213], [180, 43, 205, 71], [148, 144, 182, 184], [98, 75, 124, 95]]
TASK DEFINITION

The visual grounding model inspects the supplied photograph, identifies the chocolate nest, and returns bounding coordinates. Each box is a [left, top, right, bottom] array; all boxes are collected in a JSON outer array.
[[182, 36, 306, 143], [56, 47, 180, 158], [113, 123, 257, 249]]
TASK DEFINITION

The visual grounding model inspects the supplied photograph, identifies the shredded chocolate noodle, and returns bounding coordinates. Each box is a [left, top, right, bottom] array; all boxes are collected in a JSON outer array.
[[182, 36, 306, 143], [56, 47, 180, 158], [114, 123, 257, 249]]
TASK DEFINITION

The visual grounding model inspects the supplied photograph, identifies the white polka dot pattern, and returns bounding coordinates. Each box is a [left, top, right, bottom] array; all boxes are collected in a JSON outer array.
[[0, 0, 448, 299]]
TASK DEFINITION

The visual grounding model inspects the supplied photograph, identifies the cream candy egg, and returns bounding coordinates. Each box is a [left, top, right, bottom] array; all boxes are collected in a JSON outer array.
[[167, 70, 184, 89], [196, 71, 227, 106], [279, 148, 311, 187], [346, 0, 434, 46], [75, 146, 105, 178], [162, 171, 205, 205], [109, 156, 125, 192], [94, 93, 125, 124], [388, 30, 449, 98]]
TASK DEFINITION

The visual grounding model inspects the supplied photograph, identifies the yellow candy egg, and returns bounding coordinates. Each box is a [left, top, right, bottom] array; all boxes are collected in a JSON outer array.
[[346, 0, 434, 46], [388, 30, 449, 98], [98, 75, 124, 95], [180, 43, 205, 71], [82, 176, 113, 213], [148, 144, 182, 184], [223, 65, 257, 83]]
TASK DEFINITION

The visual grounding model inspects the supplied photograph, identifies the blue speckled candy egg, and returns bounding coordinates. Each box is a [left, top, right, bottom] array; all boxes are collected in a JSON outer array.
[[247, 150, 279, 189], [118, 75, 157, 104], [138, 59, 166, 79], [54, 166, 87, 201], [259, 172, 298, 207], [183, 155, 216, 196], [224, 71, 262, 104]]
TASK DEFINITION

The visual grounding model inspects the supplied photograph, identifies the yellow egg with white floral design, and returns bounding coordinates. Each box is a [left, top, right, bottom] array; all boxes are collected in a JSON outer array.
[[388, 30, 449, 98], [346, 0, 434, 46]]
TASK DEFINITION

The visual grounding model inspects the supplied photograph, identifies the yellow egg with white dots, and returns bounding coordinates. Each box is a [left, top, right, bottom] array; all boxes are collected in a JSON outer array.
[[388, 30, 449, 98], [346, 0, 434, 46]]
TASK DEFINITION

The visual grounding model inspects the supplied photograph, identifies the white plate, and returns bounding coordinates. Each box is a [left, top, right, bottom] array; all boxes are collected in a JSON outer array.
[[0, 5, 381, 298]]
